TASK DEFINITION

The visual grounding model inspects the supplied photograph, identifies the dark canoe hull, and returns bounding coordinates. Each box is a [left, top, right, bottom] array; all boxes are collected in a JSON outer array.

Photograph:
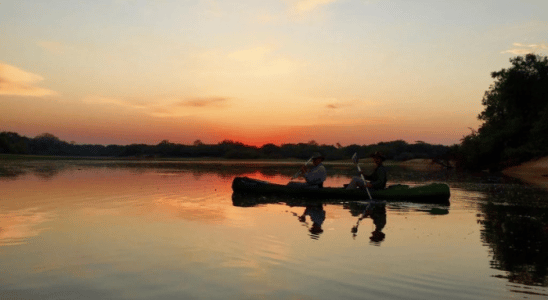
[[231, 176, 450, 205]]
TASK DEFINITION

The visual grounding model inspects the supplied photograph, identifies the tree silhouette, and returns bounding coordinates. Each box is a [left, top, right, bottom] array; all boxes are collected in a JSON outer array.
[[458, 54, 548, 170]]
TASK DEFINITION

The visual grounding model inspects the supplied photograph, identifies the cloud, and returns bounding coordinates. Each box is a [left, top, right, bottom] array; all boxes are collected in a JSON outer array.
[[287, 0, 338, 13], [177, 97, 229, 108], [83, 95, 230, 117], [37, 40, 71, 54], [502, 42, 548, 55], [204, 0, 224, 17], [82, 96, 149, 109], [0, 62, 57, 97], [325, 99, 360, 110]]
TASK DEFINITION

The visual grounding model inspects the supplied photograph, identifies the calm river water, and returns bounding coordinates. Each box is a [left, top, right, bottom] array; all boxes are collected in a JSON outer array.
[[1, 160, 547, 299]]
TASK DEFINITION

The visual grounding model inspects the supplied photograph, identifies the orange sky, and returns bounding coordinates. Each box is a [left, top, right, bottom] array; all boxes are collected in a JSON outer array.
[[1, 1, 547, 147]]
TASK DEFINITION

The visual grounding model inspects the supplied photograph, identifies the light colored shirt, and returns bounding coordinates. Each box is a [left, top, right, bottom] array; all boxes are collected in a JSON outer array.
[[304, 163, 327, 186]]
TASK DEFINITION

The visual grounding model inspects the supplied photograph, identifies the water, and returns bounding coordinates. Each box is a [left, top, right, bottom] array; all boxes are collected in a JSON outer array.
[[1, 160, 547, 299]]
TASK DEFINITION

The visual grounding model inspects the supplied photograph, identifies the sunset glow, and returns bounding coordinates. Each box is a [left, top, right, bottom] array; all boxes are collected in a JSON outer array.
[[1, 0, 547, 146]]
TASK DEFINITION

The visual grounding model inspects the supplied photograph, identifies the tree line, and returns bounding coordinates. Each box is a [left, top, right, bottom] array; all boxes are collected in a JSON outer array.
[[0, 131, 451, 162]]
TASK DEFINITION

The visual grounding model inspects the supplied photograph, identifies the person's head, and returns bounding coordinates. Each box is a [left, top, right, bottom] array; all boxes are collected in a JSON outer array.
[[370, 230, 385, 244], [311, 152, 325, 166], [370, 152, 386, 165], [310, 223, 324, 235]]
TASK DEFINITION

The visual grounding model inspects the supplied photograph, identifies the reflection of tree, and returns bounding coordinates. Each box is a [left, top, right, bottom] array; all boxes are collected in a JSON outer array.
[[0, 165, 26, 180], [479, 202, 548, 287], [31, 163, 68, 180]]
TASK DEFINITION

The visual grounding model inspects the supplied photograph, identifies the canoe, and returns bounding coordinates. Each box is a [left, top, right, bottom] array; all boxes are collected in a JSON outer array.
[[231, 176, 450, 205]]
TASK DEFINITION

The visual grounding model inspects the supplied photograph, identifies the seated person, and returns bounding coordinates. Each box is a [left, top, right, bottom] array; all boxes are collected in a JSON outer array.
[[346, 152, 387, 190], [288, 152, 327, 188], [299, 203, 326, 237]]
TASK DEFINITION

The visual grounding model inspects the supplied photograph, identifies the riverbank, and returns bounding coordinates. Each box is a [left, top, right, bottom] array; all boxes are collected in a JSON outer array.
[[503, 157, 548, 190]]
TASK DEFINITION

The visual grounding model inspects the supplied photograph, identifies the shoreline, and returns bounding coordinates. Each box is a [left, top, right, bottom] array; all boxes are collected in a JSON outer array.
[[4, 153, 547, 190], [0, 154, 451, 169], [503, 157, 548, 190]]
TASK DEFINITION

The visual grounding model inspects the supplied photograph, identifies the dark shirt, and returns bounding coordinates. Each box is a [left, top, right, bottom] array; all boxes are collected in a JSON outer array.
[[364, 165, 387, 190]]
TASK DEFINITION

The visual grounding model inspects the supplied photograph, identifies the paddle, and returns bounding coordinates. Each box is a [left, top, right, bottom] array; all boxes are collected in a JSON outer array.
[[291, 156, 313, 180], [352, 152, 373, 200], [351, 202, 372, 236]]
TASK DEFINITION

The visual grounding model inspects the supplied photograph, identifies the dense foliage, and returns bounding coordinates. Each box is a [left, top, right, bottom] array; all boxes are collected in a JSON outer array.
[[458, 54, 548, 171], [0, 131, 451, 162]]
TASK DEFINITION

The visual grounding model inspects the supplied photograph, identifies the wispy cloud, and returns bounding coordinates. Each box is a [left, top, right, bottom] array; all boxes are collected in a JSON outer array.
[[502, 42, 548, 55], [203, 0, 224, 18], [325, 99, 360, 110], [83, 95, 230, 117], [287, 0, 338, 13], [177, 97, 229, 108], [37, 41, 72, 55], [82, 96, 149, 109], [0, 62, 57, 97]]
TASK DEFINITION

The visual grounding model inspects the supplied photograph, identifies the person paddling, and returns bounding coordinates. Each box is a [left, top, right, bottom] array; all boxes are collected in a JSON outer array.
[[288, 152, 327, 189], [345, 152, 387, 190]]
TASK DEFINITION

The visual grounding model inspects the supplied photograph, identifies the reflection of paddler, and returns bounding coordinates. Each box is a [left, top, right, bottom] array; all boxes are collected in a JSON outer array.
[[351, 202, 386, 244], [298, 203, 326, 237]]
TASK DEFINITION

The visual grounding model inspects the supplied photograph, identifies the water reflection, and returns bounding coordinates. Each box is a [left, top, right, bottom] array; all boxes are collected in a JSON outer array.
[[2, 159, 548, 299], [295, 204, 326, 239], [347, 201, 387, 245], [479, 201, 548, 288], [0, 208, 52, 246], [0, 160, 323, 181], [1, 159, 471, 184]]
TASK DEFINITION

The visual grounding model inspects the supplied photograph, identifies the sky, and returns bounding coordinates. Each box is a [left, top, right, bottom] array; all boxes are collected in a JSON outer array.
[[1, 0, 547, 147]]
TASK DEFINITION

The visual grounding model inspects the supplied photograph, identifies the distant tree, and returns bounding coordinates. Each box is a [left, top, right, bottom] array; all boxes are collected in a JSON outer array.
[[260, 143, 281, 158], [31, 133, 68, 155], [35, 133, 62, 142], [193, 139, 204, 146], [120, 144, 146, 157], [0, 132, 29, 154]]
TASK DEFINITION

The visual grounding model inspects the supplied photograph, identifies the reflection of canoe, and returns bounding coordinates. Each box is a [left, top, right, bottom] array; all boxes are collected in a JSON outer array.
[[232, 176, 450, 205]]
